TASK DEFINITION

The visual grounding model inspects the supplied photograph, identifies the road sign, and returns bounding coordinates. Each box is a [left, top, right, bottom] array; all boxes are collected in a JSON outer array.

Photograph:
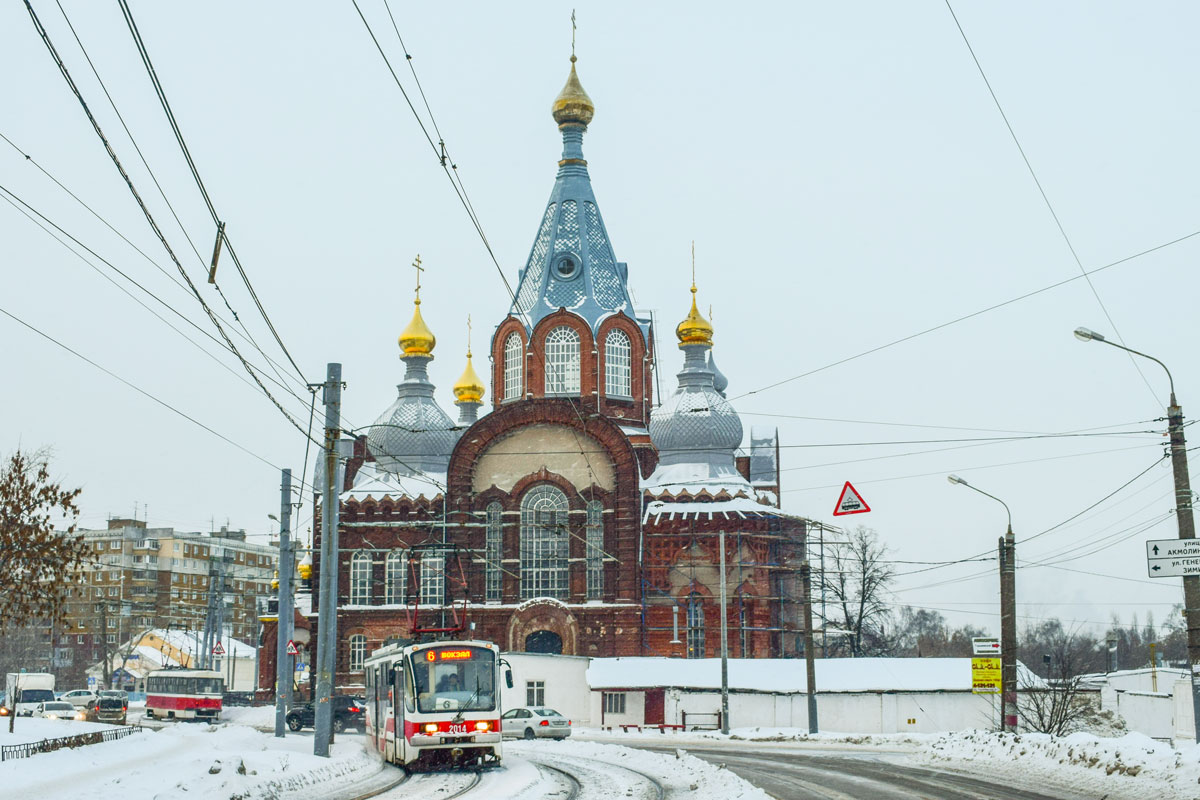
[[286, 640, 299, 656], [1146, 538, 1200, 578], [212, 641, 225, 656], [833, 482, 871, 516], [972, 637, 1001, 656], [971, 658, 1001, 694]]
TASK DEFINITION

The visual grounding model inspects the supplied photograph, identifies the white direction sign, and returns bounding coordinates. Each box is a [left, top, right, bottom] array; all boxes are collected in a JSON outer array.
[[972, 637, 1001, 656], [1146, 538, 1200, 578]]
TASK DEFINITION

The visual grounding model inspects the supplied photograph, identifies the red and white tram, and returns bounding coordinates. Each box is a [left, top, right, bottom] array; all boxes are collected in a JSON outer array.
[[145, 668, 224, 721], [364, 640, 511, 770]]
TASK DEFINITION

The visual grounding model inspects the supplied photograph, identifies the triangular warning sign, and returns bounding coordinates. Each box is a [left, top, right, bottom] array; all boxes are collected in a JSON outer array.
[[833, 481, 871, 516], [286, 640, 299, 656], [212, 641, 226, 656]]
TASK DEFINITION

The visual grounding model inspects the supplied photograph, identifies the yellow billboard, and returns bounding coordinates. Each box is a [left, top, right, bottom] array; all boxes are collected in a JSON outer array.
[[971, 657, 1001, 694]]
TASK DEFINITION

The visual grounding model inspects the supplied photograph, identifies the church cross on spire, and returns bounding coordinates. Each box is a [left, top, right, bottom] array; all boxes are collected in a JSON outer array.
[[571, 9, 577, 61], [412, 253, 424, 301], [466, 314, 473, 357]]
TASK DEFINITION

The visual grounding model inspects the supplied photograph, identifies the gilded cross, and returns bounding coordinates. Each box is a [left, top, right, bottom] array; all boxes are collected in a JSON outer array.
[[412, 254, 424, 299]]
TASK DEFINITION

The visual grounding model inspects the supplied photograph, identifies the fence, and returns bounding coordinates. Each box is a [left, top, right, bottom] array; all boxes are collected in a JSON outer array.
[[0, 725, 142, 762]]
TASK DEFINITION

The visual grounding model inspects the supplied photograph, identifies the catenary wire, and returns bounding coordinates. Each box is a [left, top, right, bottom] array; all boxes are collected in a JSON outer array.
[[943, 0, 1160, 408]]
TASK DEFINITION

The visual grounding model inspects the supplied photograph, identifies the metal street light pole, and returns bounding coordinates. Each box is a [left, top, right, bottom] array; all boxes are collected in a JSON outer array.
[[1074, 326, 1199, 742], [948, 474, 1017, 733]]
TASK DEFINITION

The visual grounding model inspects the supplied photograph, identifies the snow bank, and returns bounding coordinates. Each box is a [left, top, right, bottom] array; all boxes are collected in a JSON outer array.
[[916, 730, 1200, 800], [577, 725, 932, 750], [222, 704, 279, 730], [0, 717, 117, 746], [0, 721, 380, 800]]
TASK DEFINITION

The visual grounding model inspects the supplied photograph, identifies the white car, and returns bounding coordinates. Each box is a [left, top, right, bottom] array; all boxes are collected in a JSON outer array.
[[59, 689, 98, 708], [34, 701, 79, 720], [500, 707, 572, 740]]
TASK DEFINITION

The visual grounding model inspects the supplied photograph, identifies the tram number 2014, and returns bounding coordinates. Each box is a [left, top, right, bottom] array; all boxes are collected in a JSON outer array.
[[447, 723, 468, 734]]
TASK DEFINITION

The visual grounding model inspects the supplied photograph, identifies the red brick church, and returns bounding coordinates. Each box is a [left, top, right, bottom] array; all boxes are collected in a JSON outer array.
[[262, 52, 809, 695]]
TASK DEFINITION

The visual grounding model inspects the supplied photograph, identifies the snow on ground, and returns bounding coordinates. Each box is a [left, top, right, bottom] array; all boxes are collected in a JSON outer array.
[[576, 725, 931, 751], [0, 721, 379, 800], [221, 704, 279, 730], [0, 717, 118, 746], [915, 730, 1200, 800]]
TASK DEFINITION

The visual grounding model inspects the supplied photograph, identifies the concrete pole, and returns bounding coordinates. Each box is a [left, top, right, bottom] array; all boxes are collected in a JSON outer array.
[[314, 363, 341, 757], [275, 468, 293, 738], [801, 560, 818, 733], [719, 530, 730, 735], [1000, 529, 1018, 732], [1166, 399, 1200, 742]]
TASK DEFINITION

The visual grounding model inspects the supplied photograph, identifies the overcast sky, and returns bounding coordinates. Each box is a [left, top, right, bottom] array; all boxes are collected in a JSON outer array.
[[3, 1, 1197, 641]]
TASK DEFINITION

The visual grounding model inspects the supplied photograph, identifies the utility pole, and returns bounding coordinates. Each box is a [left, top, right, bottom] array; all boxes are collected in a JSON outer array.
[[275, 468, 294, 738], [801, 560, 818, 733], [314, 363, 342, 758], [718, 530, 730, 735], [1000, 530, 1017, 733]]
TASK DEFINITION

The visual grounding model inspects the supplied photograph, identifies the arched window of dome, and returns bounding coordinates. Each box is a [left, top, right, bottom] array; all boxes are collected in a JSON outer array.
[[503, 332, 523, 401], [604, 329, 632, 398], [544, 326, 581, 395], [485, 502, 503, 602], [385, 550, 405, 605], [520, 485, 568, 600], [420, 551, 444, 606], [349, 634, 367, 672], [585, 500, 604, 600], [686, 593, 705, 658], [350, 551, 372, 605]]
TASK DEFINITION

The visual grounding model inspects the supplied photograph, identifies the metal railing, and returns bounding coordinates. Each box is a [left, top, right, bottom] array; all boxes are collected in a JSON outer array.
[[0, 725, 142, 761]]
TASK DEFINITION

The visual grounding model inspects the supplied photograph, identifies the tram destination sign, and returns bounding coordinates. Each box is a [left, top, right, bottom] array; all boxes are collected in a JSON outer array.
[[1145, 539, 1200, 578]]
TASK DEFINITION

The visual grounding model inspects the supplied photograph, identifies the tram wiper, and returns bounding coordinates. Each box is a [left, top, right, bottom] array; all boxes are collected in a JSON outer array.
[[453, 678, 482, 723]]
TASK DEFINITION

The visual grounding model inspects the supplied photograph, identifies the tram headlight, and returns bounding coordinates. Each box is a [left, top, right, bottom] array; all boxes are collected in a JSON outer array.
[[423, 723, 439, 734], [475, 721, 490, 732]]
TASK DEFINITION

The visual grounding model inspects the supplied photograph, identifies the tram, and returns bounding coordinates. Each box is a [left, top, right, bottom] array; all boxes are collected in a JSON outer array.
[[144, 668, 224, 721], [364, 639, 511, 770]]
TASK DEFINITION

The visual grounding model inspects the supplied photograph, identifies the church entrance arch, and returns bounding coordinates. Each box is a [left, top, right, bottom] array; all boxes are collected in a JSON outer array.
[[524, 630, 564, 654]]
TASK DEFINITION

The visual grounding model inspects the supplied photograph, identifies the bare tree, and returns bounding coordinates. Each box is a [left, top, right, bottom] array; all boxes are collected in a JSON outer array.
[[821, 526, 895, 657], [1018, 623, 1104, 735], [0, 450, 86, 629]]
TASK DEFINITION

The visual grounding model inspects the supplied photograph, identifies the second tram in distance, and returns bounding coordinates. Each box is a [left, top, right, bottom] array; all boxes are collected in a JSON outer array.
[[364, 639, 510, 770], [144, 668, 224, 721]]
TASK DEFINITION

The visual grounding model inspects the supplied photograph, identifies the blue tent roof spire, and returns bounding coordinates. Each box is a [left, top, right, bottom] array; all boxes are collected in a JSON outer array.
[[509, 55, 644, 339]]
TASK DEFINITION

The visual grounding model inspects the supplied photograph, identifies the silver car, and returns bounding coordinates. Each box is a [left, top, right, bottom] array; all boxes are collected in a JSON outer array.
[[500, 707, 572, 740]]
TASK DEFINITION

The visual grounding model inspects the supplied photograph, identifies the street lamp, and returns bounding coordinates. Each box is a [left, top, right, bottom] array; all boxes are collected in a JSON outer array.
[[948, 474, 1018, 732], [1075, 326, 1199, 742]]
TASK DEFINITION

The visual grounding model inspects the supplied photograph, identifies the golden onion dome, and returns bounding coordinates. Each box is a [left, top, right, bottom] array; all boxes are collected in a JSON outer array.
[[675, 284, 714, 347], [298, 562, 312, 581], [271, 570, 279, 591], [552, 56, 595, 127], [453, 350, 485, 405], [398, 298, 436, 358]]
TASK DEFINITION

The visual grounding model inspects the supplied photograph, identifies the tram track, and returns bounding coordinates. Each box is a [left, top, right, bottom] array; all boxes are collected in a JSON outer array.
[[517, 750, 666, 800], [534, 762, 582, 800]]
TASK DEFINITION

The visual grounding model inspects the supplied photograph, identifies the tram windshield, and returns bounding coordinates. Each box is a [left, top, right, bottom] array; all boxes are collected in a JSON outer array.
[[409, 646, 496, 714]]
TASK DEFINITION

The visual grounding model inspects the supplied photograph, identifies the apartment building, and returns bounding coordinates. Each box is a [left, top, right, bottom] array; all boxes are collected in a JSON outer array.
[[59, 518, 277, 681]]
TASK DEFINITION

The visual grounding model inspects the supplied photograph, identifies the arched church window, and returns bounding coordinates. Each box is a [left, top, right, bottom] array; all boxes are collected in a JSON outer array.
[[544, 326, 581, 395], [385, 550, 405, 605], [485, 502, 503, 602], [504, 333, 523, 401], [520, 485, 568, 600], [585, 500, 603, 600], [686, 593, 705, 658], [350, 551, 371, 605], [604, 329, 632, 398]]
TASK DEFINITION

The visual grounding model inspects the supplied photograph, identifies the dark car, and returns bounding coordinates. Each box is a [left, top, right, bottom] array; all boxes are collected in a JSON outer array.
[[286, 695, 365, 733]]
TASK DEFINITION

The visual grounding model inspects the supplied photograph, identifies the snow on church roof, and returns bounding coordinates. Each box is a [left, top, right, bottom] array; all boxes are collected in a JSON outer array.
[[342, 460, 447, 503], [587, 657, 1046, 693]]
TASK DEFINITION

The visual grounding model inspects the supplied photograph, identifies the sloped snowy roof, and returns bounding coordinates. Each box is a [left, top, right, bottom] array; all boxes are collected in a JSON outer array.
[[643, 497, 782, 523], [341, 460, 446, 503], [587, 657, 1046, 693]]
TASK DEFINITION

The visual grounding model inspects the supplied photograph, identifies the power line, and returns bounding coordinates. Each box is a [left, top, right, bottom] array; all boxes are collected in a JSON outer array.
[[731, 227, 1200, 402], [942, 0, 1160, 407], [114, 0, 308, 385], [24, 0, 315, 445]]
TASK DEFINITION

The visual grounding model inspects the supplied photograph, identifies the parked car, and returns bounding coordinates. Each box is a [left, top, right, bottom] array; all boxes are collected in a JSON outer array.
[[60, 689, 98, 708], [286, 695, 365, 733], [500, 707, 572, 740], [33, 701, 78, 720]]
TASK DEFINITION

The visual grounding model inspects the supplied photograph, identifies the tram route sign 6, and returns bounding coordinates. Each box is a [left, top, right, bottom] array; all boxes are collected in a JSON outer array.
[[1145, 539, 1200, 578]]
